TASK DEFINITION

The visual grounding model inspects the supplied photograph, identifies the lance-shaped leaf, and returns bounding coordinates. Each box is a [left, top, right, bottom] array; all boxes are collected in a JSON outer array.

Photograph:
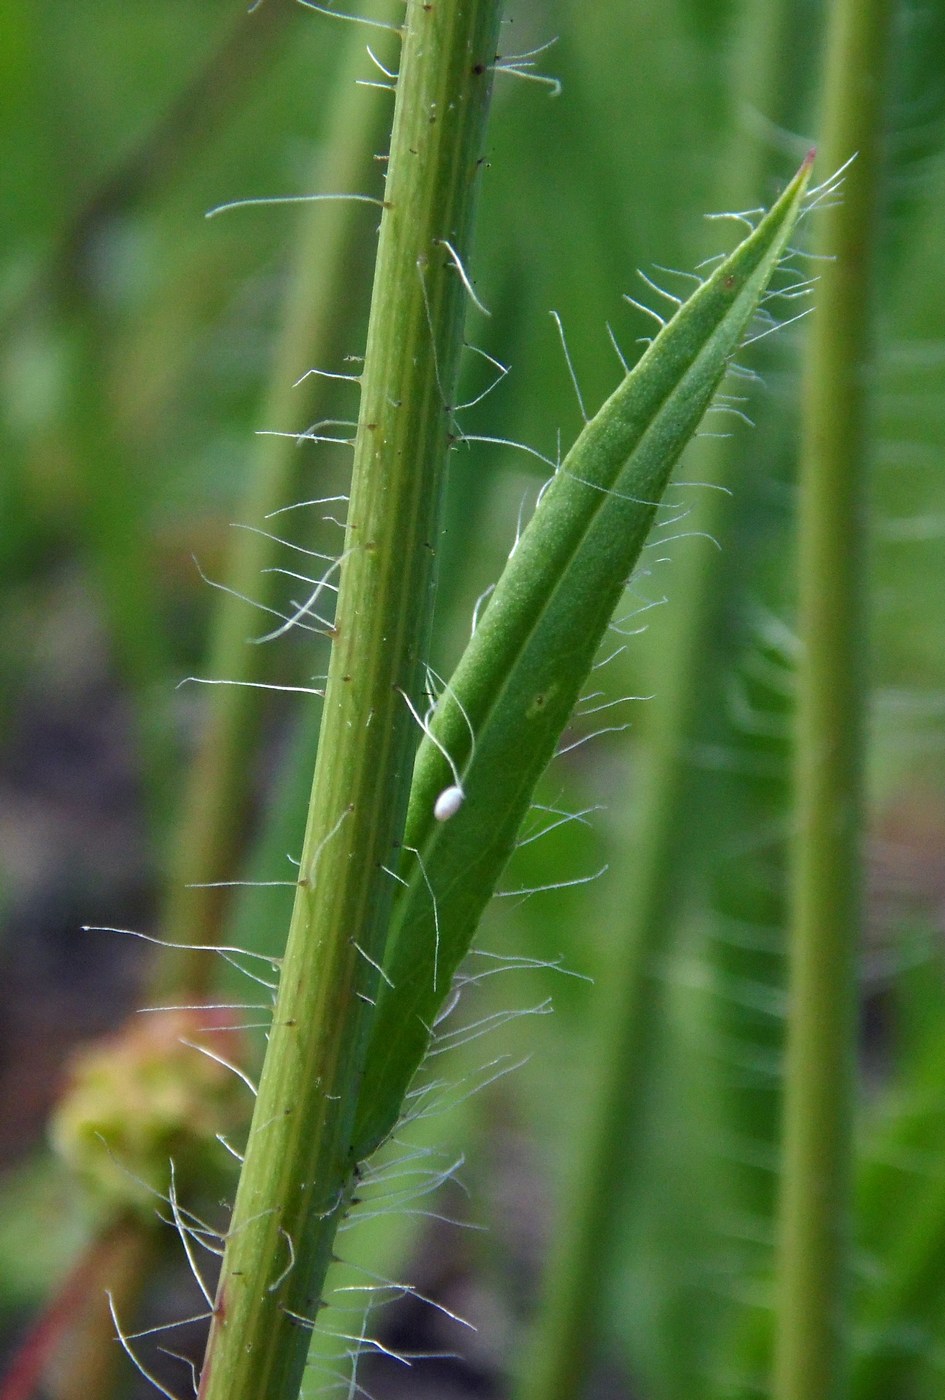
[[352, 153, 815, 1163]]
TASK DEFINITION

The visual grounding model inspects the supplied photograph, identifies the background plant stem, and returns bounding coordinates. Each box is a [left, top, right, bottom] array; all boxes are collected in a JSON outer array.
[[512, 6, 798, 1394], [773, 1, 895, 1396], [156, 0, 393, 1002]]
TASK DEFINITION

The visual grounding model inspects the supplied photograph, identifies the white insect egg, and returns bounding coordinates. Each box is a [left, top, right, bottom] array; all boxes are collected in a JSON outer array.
[[433, 784, 465, 822]]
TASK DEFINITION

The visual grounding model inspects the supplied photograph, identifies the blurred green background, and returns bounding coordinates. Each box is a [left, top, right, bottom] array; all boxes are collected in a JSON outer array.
[[1, 1, 943, 1397]]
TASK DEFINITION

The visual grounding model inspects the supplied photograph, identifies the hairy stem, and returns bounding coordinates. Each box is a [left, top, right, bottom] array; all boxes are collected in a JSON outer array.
[[196, 5, 502, 1398]]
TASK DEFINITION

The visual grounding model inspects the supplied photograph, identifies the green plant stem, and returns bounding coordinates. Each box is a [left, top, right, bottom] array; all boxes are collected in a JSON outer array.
[[512, 10, 800, 1396], [772, 1, 894, 1397], [156, 1, 393, 1001], [196, 6, 503, 1399]]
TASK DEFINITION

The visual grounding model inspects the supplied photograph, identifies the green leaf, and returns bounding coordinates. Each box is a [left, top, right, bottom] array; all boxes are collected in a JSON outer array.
[[352, 152, 815, 1163]]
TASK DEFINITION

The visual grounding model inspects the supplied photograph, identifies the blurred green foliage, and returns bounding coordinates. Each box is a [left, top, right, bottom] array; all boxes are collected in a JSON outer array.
[[1, 1, 944, 1397]]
